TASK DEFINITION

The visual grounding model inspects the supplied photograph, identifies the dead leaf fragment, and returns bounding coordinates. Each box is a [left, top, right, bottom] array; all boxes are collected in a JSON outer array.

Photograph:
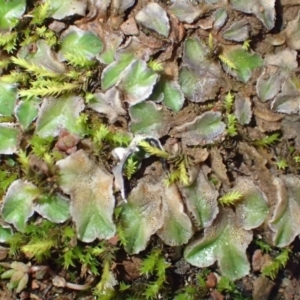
[[253, 99, 284, 122], [210, 147, 230, 186], [256, 117, 281, 132], [285, 12, 300, 50], [120, 17, 139, 36]]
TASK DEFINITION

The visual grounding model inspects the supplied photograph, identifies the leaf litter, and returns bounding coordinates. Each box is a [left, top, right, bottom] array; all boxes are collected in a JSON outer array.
[[1, 0, 300, 299]]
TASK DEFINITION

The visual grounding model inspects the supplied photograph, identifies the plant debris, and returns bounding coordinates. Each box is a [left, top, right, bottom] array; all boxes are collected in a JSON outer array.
[[1, 0, 300, 299]]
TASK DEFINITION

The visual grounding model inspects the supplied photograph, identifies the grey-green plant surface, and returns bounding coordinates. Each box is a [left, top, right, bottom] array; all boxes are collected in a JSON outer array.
[[0, 0, 300, 298]]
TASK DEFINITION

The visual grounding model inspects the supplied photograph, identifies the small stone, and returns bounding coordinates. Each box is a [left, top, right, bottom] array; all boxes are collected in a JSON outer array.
[[52, 275, 66, 288], [19, 291, 30, 300], [0, 246, 9, 261], [252, 249, 264, 271], [210, 290, 225, 300], [253, 276, 275, 300], [48, 21, 66, 33], [242, 276, 254, 293], [206, 272, 217, 288], [174, 259, 190, 275], [108, 235, 119, 246], [122, 257, 142, 281], [31, 279, 40, 290]]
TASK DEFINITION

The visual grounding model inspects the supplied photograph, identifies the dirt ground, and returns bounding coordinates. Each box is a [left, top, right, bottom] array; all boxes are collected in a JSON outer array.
[[2, 0, 300, 299]]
